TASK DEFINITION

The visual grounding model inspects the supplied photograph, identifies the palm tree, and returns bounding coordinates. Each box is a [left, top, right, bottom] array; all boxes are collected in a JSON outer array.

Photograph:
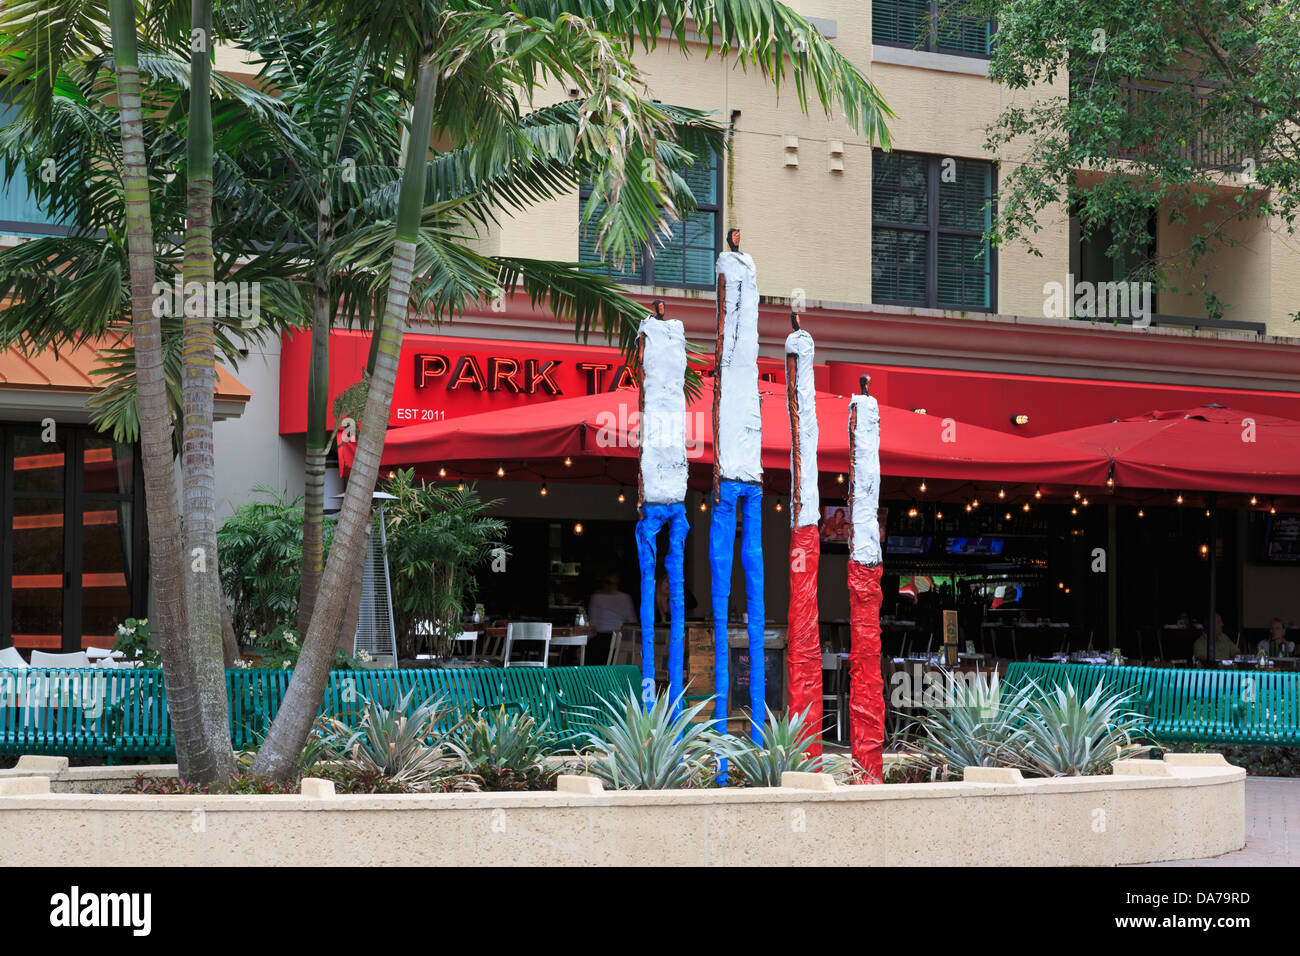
[[0, 0, 301, 780], [249, 0, 894, 778]]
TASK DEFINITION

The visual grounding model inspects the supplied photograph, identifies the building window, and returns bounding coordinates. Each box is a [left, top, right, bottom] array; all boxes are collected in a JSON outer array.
[[872, 151, 996, 311], [0, 94, 75, 238], [578, 146, 721, 289], [872, 0, 994, 58], [2, 425, 146, 653]]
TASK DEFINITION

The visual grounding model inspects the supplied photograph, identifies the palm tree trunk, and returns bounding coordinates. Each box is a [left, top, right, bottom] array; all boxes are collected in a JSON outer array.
[[297, 203, 333, 633], [250, 50, 438, 779], [108, 0, 216, 781], [178, 0, 236, 781]]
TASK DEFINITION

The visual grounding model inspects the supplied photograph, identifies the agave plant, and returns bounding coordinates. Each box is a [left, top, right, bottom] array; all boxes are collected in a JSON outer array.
[[1007, 679, 1151, 777], [897, 668, 1034, 779], [580, 689, 723, 790], [315, 690, 466, 787], [719, 706, 828, 787], [454, 707, 558, 790]]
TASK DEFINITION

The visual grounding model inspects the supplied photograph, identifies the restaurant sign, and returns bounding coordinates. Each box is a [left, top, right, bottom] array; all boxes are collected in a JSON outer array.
[[279, 329, 785, 434]]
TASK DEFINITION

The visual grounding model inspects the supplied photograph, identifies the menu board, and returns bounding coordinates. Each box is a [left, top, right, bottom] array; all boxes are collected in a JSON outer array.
[[729, 646, 785, 715]]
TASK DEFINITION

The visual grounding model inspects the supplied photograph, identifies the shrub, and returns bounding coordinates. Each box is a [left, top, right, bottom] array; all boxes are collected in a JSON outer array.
[[454, 708, 559, 791], [720, 706, 828, 787], [580, 689, 723, 790], [111, 617, 159, 667], [1008, 680, 1150, 777], [897, 668, 1034, 778], [313, 690, 469, 788]]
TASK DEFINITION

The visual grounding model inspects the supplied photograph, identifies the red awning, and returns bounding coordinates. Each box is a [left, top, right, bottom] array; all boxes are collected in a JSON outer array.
[[1043, 405, 1300, 496], [339, 381, 1111, 490]]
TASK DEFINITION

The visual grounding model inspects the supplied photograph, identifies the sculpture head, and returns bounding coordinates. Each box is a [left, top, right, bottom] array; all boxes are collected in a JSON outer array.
[[726, 227, 741, 252], [860, 373, 872, 395], [791, 311, 801, 331], [651, 299, 667, 319]]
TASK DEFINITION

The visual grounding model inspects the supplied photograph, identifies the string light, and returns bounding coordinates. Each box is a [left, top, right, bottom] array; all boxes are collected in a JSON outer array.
[[936, 510, 944, 520], [700, 500, 708, 512], [496, 463, 505, 478], [1250, 495, 1259, 506], [457, 482, 465, 492], [1034, 486, 1043, 499], [1081, 497, 1089, 507], [1022, 502, 1031, 512], [1176, 493, 1184, 505], [775, 499, 784, 513], [1073, 488, 1081, 500], [971, 496, 980, 508], [573, 522, 584, 535], [1071, 506, 1078, 515], [539, 483, 548, 497], [1137, 508, 1145, 518], [1205, 508, 1212, 517], [1200, 544, 1209, 557], [617, 488, 626, 504], [965, 503, 972, 513], [907, 504, 918, 518], [997, 487, 1006, 500], [438, 466, 447, 478], [1270, 501, 1278, 515], [919, 479, 927, 493], [836, 474, 845, 484], [563, 456, 573, 468], [1003, 511, 1011, 520]]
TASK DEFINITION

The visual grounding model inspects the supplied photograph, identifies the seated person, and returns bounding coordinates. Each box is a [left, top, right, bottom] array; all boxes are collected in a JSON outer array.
[[1192, 613, 1241, 661], [1258, 617, 1297, 657]]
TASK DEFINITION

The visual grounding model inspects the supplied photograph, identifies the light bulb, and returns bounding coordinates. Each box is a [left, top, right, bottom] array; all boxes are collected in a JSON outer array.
[[919, 479, 927, 493], [540, 483, 548, 497], [1034, 486, 1043, 499], [438, 466, 447, 478], [573, 522, 583, 535], [564, 456, 573, 468], [1022, 502, 1031, 512], [496, 464, 505, 478], [998, 487, 1006, 499], [836, 474, 845, 484]]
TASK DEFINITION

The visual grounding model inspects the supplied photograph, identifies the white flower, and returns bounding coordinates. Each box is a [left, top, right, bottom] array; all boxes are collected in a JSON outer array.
[[280, 660, 291, 669], [357, 650, 372, 662], [285, 633, 298, 648]]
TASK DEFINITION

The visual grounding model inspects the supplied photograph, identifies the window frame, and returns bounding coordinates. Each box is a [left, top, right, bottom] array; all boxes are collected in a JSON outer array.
[[872, 0, 996, 60], [578, 148, 723, 291], [871, 150, 999, 313]]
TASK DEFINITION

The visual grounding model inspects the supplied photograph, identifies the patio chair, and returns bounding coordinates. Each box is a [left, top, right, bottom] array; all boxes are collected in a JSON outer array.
[[503, 622, 551, 668], [0, 646, 27, 669], [453, 631, 479, 659], [30, 650, 92, 668], [821, 651, 844, 742]]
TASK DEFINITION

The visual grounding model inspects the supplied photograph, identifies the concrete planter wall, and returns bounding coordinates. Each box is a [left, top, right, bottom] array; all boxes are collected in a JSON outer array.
[[0, 754, 1244, 866]]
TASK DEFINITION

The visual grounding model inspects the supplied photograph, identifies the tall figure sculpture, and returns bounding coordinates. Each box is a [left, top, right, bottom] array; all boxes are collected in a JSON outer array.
[[847, 375, 885, 781], [785, 312, 822, 755], [711, 227, 765, 749], [635, 300, 689, 716]]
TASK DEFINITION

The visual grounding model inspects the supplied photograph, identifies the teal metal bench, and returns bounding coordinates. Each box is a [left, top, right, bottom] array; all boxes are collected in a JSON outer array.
[[2, 664, 638, 761], [1002, 661, 1300, 745]]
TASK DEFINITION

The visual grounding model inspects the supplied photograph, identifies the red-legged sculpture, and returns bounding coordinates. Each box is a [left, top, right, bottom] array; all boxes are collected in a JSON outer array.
[[785, 312, 822, 755], [847, 375, 885, 782]]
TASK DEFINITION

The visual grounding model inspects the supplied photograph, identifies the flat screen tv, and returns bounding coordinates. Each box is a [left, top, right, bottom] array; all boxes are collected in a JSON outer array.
[[943, 536, 1004, 556], [886, 535, 931, 556], [1263, 515, 1300, 563]]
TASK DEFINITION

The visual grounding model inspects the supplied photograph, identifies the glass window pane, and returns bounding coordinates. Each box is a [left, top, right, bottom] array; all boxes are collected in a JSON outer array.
[[873, 153, 929, 225], [11, 498, 63, 650], [13, 428, 65, 495], [938, 159, 992, 231], [872, 228, 927, 302], [937, 13, 992, 56], [578, 198, 644, 284], [937, 233, 991, 308], [83, 435, 134, 495], [873, 0, 929, 48], [81, 501, 133, 650]]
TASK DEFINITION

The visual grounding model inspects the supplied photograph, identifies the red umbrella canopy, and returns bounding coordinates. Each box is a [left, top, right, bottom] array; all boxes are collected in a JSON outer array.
[[341, 381, 1109, 490], [1044, 405, 1300, 496]]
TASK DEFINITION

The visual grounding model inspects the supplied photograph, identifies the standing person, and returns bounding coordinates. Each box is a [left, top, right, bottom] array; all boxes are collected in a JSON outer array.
[[588, 573, 636, 666]]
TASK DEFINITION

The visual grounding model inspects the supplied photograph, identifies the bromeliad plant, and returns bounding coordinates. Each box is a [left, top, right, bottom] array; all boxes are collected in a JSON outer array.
[[720, 706, 828, 787], [580, 689, 723, 790], [1007, 679, 1151, 777], [896, 668, 1035, 778], [314, 689, 469, 788], [455, 707, 559, 791]]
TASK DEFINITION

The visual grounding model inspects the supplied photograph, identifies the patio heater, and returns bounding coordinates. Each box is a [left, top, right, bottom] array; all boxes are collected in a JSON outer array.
[[348, 491, 398, 667]]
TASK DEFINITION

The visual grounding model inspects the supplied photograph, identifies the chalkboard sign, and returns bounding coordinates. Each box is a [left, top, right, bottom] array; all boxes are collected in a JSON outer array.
[[729, 646, 784, 715]]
